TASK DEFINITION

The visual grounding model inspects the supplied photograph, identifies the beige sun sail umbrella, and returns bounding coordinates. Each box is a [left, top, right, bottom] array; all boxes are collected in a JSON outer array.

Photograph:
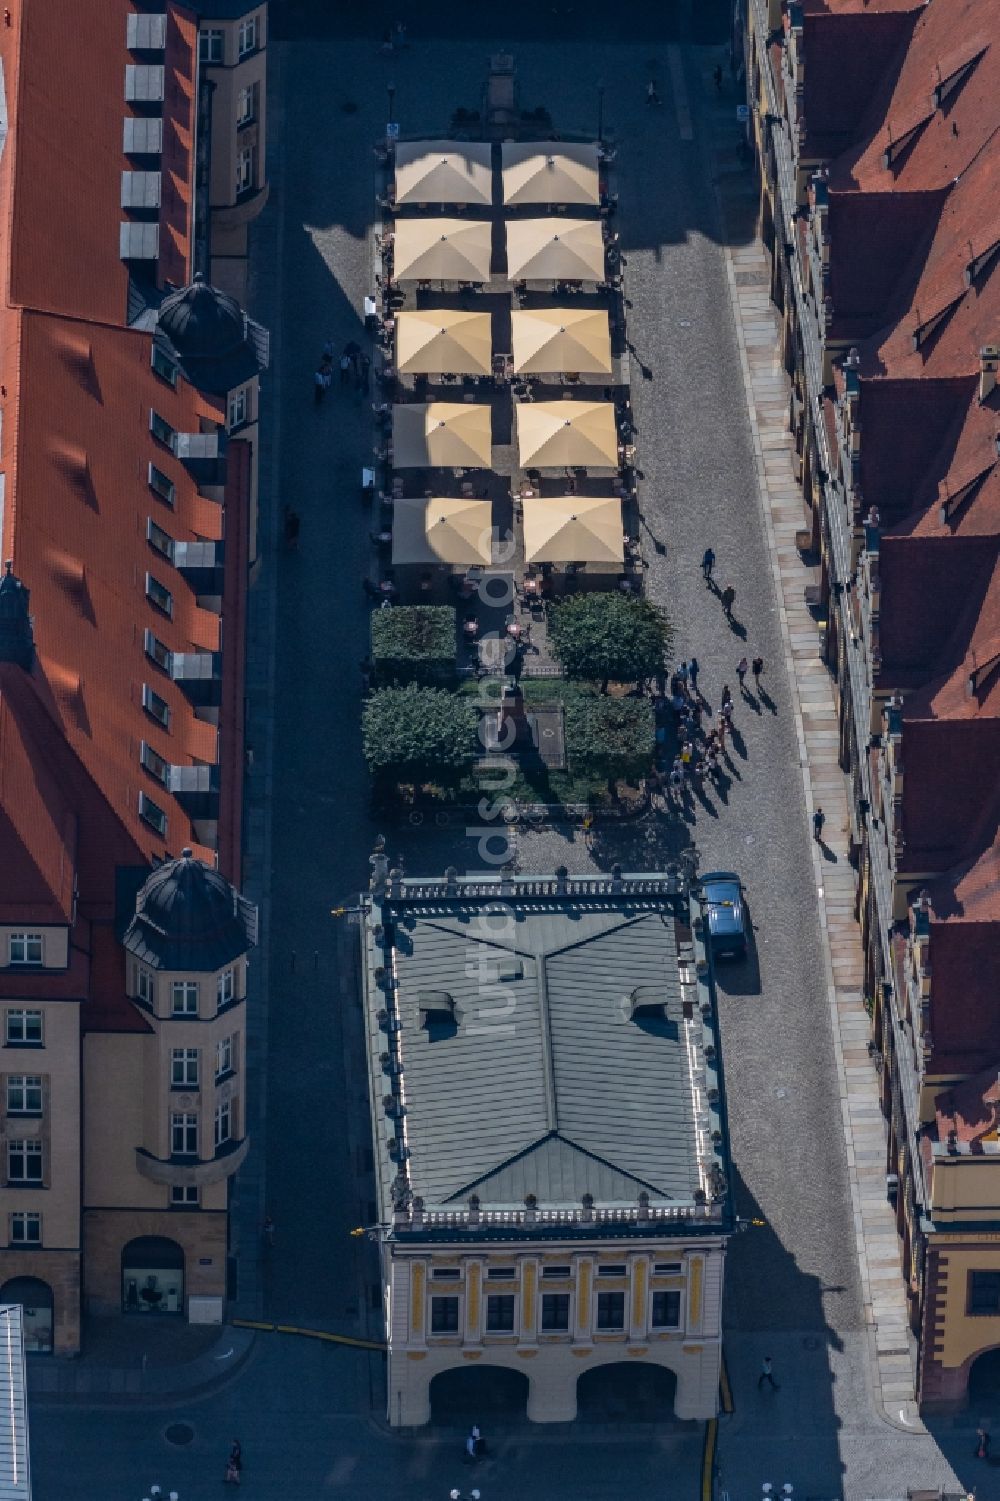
[[392, 403, 492, 468], [392, 218, 492, 282], [501, 142, 600, 206], [392, 497, 494, 566], [516, 400, 618, 469], [523, 496, 623, 564], [511, 308, 612, 374], [396, 310, 493, 375], [394, 140, 493, 206], [506, 218, 605, 282]]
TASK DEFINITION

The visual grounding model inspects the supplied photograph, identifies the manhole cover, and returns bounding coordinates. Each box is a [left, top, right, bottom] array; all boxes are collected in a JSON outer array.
[[165, 1423, 195, 1446]]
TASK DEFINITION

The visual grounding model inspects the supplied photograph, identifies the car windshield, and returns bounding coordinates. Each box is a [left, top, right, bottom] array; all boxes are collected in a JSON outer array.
[[705, 883, 740, 908]]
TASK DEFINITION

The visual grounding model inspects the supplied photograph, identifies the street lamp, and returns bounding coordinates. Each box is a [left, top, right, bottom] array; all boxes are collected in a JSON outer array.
[[387, 81, 396, 135]]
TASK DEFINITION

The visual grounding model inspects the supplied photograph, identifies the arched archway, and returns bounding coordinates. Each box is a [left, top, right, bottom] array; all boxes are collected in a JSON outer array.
[[121, 1235, 184, 1314], [0, 1276, 54, 1354], [968, 1346, 1000, 1408], [576, 1360, 678, 1422], [430, 1364, 529, 1425]]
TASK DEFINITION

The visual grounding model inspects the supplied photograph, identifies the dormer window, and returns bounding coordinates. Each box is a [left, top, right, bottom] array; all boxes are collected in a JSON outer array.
[[8, 933, 43, 966]]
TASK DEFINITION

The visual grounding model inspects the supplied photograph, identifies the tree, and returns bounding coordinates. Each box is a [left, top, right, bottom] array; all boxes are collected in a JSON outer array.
[[362, 685, 477, 784], [547, 593, 672, 690], [565, 693, 654, 793], [370, 605, 457, 686]]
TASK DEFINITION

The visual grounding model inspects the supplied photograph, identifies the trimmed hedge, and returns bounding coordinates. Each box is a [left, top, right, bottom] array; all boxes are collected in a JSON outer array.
[[370, 605, 457, 685], [548, 593, 672, 690], [362, 684, 477, 782]]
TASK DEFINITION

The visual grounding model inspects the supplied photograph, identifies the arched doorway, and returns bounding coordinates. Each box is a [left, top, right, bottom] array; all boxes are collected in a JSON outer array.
[[430, 1364, 529, 1425], [968, 1346, 1000, 1408], [577, 1360, 677, 1422], [121, 1236, 184, 1315], [0, 1276, 54, 1354]]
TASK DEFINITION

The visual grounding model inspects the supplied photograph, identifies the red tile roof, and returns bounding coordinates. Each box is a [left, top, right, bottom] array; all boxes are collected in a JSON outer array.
[[794, 5, 921, 159], [935, 1054, 1000, 1144]]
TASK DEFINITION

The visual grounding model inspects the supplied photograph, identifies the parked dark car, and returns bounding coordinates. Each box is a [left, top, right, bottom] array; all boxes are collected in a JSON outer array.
[[699, 871, 750, 960]]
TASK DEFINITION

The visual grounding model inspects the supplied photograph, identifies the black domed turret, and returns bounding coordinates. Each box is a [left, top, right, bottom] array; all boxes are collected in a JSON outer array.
[[154, 274, 263, 396], [123, 848, 257, 972], [0, 562, 34, 671]]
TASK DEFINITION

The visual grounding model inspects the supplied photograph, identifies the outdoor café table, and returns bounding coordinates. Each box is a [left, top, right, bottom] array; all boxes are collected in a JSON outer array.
[[463, 617, 479, 638], [506, 620, 523, 641]]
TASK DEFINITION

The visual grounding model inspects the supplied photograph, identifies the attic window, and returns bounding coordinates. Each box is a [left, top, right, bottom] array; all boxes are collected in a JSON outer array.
[[431, 1267, 461, 1280], [138, 791, 168, 836], [628, 986, 665, 1021], [496, 959, 523, 982], [911, 294, 964, 351], [541, 1265, 571, 1279], [418, 991, 456, 1028], [598, 1264, 627, 1278], [881, 115, 931, 170], [654, 1261, 683, 1274], [932, 46, 987, 109], [965, 239, 1000, 287]]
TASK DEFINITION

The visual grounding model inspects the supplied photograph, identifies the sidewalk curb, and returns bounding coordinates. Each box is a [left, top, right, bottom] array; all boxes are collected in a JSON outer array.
[[26, 1325, 256, 1408]]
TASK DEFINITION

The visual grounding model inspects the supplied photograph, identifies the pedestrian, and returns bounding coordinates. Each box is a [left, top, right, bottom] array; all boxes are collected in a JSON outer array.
[[322, 338, 335, 362], [752, 655, 764, 689], [680, 740, 693, 774], [689, 656, 700, 695], [225, 1438, 243, 1485], [282, 506, 300, 550], [262, 1215, 275, 1246], [701, 547, 716, 583], [677, 659, 689, 688], [737, 656, 749, 690], [313, 368, 326, 404], [976, 1424, 991, 1460], [646, 79, 661, 106], [339, 351, 352, 388], [394, 18, 408, 48], [758, 1356, 779, 1391], [355, 353, 371, 391], [721, 584, 736, 618], [813, 807, 825, 842], [721, 684, 733, 716], [669, 765, 684, 802], [713, 63, 723, 91], [716, 713, 728, 748]]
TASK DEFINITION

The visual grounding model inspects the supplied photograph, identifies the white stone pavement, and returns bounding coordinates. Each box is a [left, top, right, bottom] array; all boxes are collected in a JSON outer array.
[[718, 234, 922, 1431]]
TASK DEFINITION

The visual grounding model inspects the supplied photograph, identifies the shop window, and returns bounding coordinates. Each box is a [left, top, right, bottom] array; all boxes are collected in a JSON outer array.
[[122, 1235, 184, 1315]]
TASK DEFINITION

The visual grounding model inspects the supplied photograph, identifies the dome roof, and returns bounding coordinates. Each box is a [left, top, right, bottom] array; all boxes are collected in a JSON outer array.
[[157, 273, 248, 362], [123, 848, 257, 972], [0, 563, 34, 670]]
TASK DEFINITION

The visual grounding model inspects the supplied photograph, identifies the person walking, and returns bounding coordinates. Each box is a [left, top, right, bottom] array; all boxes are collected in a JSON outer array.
[[721, 584, 736, 619], [313, 368, 326, 404], [688, 656, 700, 695], [736, 656, 749, 691], [339, 351, 353, 388], [701, 547, 716, 584], [713, 63, 723, 91], [225, 1439, 243, 1485], [976, 1425, 991, 1460], [752, 655, 764, 690], [356, 352, 371, 392], [758, 1356, 779, 1391], [282, 506, 300, 551], [813, 807, 826, 842], [262, 1215, 275, 1247], [721, 684, 734, 720], [677, 659, 689, 689], [646, 79, 662, 106]]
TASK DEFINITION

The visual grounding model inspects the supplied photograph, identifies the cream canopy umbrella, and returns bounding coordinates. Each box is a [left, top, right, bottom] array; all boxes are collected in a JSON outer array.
[[501, 142, 600, 206], [392, 218, 492, 282], [516, 401, 618, 469], [392, 403, 492, 468], [394, 140, 493, 205], [523, 496, 623, 564], [396, 310, 493, 375], [506, 219, 605, 281], [511, 308, 612, 374], [392, 497, 494, 566]]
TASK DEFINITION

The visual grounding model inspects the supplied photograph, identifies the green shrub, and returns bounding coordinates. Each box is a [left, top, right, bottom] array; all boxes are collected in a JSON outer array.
[[564, 693, 655, 787], [548, 593, 672, 690], [370, 605, 458, 685], [362, 685, 477, 782]]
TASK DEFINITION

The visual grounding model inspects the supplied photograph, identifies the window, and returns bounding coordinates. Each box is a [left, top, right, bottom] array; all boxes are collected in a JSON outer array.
[[6, 1076, 43, 1114], [147, 518, 175, 561], [541, 1293, 570, 1331], [5, 1010, 43, 1046], [654, 1262, 682, 1275], [486, 1294, 515, 1332], [217, 967, 235, 1009], [199, 28, 223, 63], [151, 345, 178, 387], [140, 740, 170, 785], [431, 1267, 461, 1281], [430, 1296, 459, 1333], [215, 1035, 234, 1080], [145, 573, 173, 618], [171, 1048, 199, 1088], [651, 1290, 681, 1328], [596, 1291, 625, 1331], [236, 146, 256, 195], [171, 981, 199, 1016], [969, 1271, 1000, 1316], [599, 1264, 627, 1277], [148, 462, 176, 506], [137, 968, 154, 1006], [214, 1098, 233, 1148], [142, 683, 171, 728], [144, 628, 172, 671], [7, 1139, 42, 1182], [171, 1184, 199, 1206], [236, 83, 257, 126], [487, 1267, 515, 1281], [9, 934, 42, 966], [228, 388, 248, 429], [171, 1112, 198, 1156], [138, 791, 168, 836], [11, 1211, 41, 1244], [149, 410, 175, 447], [237, 16, 258, 56], [542, 1265, 571, 1279]]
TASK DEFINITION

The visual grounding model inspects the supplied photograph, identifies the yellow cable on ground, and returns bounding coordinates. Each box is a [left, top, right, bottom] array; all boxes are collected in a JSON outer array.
[[232, 1318, 386, 1351], [701, 1417, 718, 1501]]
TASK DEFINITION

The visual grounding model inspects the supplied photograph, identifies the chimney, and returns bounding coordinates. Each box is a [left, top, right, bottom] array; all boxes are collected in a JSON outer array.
[[980, 346, 999, 404]]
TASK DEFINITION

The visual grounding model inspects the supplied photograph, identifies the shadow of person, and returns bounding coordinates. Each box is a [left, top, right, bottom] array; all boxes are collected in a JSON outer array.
[[817, 839, 838, 864], [744, 691, 763, 716], [728, 615, 748, 640], [758, 685, 778, 715], [729, 724, 748, 761]]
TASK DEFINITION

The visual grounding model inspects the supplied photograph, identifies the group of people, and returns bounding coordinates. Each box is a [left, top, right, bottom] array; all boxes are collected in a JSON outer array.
[[650, 650, 766, 808], [314, 339, 370, 404]]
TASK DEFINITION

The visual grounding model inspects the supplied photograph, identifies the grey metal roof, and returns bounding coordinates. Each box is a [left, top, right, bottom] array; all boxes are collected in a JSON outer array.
[[123, 849, 257, 971], [377, 898, 699, 1209], [0, 1306, 30, 1501]]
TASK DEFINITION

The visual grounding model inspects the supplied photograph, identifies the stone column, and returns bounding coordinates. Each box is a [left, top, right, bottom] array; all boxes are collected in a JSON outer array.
[[465, 1259, 482, 1345], [574, 1254, 594, 1344], [520, 1256, 539, 1347], [628, 1253, 650, 1343]]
